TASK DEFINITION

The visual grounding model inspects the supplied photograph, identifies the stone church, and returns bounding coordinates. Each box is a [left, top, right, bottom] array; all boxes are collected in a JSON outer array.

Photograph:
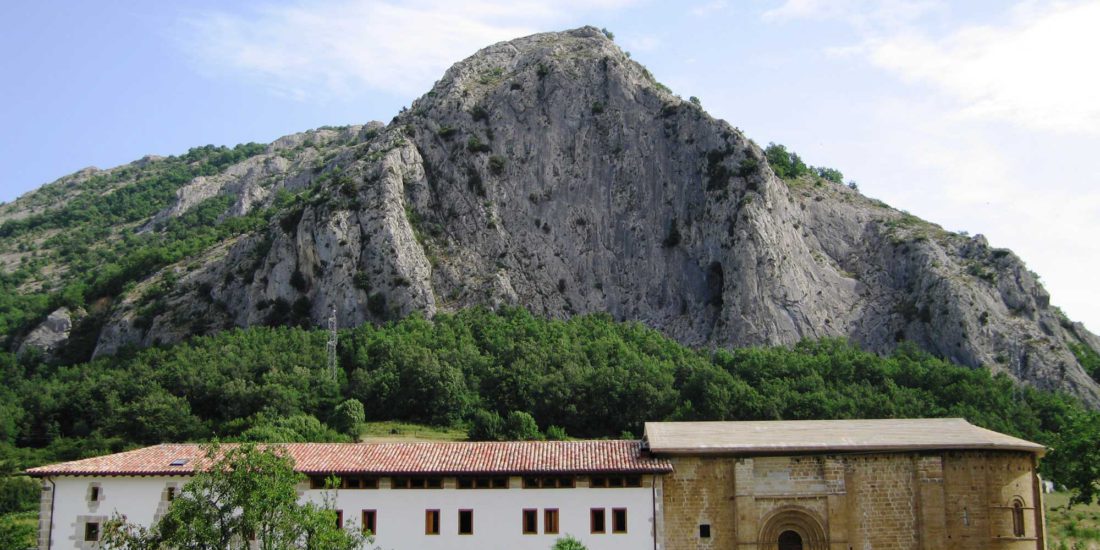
[[646, 418, 1047, 550]]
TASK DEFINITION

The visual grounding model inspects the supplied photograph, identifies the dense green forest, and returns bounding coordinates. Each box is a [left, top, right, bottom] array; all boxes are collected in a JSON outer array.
[[1, 307, 1098, 507]]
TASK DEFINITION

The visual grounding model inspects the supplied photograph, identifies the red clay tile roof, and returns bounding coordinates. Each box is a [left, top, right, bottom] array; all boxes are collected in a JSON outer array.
[[25, 440, 672, 477]]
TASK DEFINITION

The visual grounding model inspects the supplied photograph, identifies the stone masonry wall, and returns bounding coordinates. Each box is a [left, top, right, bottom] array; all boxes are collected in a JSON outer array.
[[661, 456, 736, 550], [657, 451, 1044, 550]]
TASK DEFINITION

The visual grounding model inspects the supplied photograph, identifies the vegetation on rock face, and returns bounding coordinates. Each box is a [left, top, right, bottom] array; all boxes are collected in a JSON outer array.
[[0, 143, 270, 356], [764, 142, 845, 184], [1, 307, 1098, 504]]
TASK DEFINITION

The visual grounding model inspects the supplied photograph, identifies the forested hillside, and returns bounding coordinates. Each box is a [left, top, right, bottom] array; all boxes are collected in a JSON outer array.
[[2, 308, 1097, 503]]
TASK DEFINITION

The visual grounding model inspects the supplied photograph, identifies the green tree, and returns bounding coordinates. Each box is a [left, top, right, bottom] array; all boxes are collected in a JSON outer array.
[[0, 514, 35, 549], [1046, 412, 1100, 505], [467, 409, 505, 441], [503, 411, 541, 441], [103, 443, 369, 550], [331, 399, 365, 438], [552, 534, 589, 550]]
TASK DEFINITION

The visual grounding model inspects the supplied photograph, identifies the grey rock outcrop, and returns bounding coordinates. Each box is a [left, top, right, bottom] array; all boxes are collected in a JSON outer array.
[[86, 27, 1100, 406], [18, 307, 83, 357]]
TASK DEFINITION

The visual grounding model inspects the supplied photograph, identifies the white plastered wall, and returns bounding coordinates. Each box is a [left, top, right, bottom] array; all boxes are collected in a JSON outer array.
[[43, 475, 656, 550]]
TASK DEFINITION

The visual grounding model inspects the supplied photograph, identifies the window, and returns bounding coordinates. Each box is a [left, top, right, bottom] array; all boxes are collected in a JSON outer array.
[[394, 476, 444, 489], [425, 510, 440, 535], [544, 509, 559, 534], [459, 509, 474, 535], [335, 510, 344, 529], [89, 486, 100, 501], [591, 508, 606, 534], [166, 487, 176, 501], [699, 524, 711, 538], [310, 475, 329, 489], [523, 509, 538, 534], [457, 476, 508, 489], [589, 475, 642, 488], [1012, 500, 1025, 537], [612, 508, 627, 533], [523, 476, 575, 489], [362, 510, 377, 535], [84, 522, 100, 541], [342, 476, 379, 489]]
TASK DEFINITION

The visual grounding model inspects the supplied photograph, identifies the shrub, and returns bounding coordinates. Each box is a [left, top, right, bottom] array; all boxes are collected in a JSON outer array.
[[552, 535, 589, 550], [437, 126, 458, 139], [332, 399, 365, 437], [488, 156, 506, 175], [467, 136, 491, 154], [737, 157, 759, 177], [503, 411, 541, 441], [545, 425, 568, 441], [591, 101, 605, 115], [470, 106, 489, 123], [468, 409, 505, 441]]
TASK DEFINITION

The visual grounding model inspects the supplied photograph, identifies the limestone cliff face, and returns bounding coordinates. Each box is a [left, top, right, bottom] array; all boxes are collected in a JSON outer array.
[[79, 27, 1098, 405]]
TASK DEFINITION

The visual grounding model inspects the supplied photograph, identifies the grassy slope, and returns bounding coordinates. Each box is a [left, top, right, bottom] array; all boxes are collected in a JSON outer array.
[[1048, 492, 1100, 549]]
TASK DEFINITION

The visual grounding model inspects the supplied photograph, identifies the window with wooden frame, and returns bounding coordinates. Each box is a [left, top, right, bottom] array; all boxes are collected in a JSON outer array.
[[89, 485, 101, 502], [590, 508, 606, 534], [166, 486, 176, 501], [425, 509, 441, 535], [544, 509, 559, 534], [335, 510, 344, 529], [84, 522, 100, 541], [342, 476, 380, 489], [522, 509, 538, 534], [393, 476, 444, 489], [522, 476, 575, 489], [612, 508, 627, 533], [457, 476, 509, 489], [1012, 499, 1025, 537], [588, 475, 642, 488], [458, 509, 474, 535], [362, 510, 376, 535]]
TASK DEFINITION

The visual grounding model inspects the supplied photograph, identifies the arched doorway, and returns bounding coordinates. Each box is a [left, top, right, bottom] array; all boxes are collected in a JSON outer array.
[[778, 530, 803, 550], [758, 506, 828, 550]]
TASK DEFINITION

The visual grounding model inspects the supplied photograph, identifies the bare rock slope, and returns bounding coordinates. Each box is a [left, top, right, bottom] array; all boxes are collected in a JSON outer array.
[[66, 28, 1100, 405]]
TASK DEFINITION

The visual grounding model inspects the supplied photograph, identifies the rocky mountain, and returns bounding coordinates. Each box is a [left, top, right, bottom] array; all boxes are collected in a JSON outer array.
[[3, 27, 1098, 406]]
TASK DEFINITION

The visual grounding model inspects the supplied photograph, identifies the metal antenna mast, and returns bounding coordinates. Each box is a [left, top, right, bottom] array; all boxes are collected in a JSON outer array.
[[326, 306, 338, 381]]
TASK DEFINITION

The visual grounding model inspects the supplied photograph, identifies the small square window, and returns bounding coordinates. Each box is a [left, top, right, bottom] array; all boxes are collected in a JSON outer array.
[[459, 509, 473, 535], [612, 508, 628, 533], [84, 522, 100, 542], [89, 486, 100, 501], [523, 509, 538, 534], [699, 524, 711, 538], [591, 508, 606, 534], [425, 509, 440, 535], [166, 487, 176, 501]]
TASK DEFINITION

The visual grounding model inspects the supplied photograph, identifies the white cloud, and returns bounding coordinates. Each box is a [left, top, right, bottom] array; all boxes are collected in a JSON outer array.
[[689, 1, 728, 17], [859, 1, 1100, 135], [179, 0, 634, 100], [761, 0, 941, 29]]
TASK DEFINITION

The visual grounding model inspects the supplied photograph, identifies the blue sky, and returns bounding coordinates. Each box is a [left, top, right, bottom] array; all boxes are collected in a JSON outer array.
[[2, 0, 1099, 331]]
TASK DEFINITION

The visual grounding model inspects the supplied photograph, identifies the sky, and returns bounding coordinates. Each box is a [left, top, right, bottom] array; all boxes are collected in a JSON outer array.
[[1, 0, 1098, 332]]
